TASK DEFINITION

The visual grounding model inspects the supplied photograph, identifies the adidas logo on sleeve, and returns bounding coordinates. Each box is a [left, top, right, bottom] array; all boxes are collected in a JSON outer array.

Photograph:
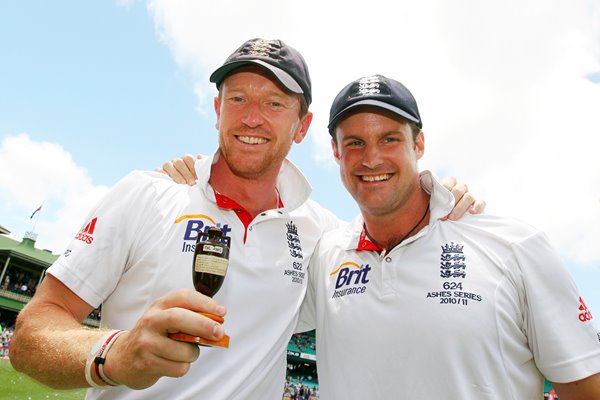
[[75, 217, 97, 244]]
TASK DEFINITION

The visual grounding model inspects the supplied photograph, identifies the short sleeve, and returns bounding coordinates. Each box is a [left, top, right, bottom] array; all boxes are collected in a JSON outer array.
[[515, 232, 600, 382], [47, 171, 159, 308]]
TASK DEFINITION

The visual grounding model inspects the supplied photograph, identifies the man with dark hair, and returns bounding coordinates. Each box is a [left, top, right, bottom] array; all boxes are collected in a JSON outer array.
[[298, 74, 600, 399]]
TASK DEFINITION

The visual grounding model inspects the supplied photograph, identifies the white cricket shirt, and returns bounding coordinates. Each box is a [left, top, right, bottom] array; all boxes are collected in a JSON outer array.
[[49, 153, 340, 400], [299, 171, 600, 399]]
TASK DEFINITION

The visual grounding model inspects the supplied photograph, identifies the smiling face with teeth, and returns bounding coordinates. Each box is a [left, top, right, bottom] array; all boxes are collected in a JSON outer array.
[[332, 107, 425, 219], [213, 67, 312, 181]]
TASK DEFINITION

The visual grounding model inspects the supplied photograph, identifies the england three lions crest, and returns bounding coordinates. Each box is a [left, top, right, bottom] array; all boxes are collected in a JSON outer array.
[[440, 242, 466, 278], [286, 221, 303, 259]]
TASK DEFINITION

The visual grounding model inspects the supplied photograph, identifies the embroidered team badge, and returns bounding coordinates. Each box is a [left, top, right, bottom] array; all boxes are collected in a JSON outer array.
[[242, 39, 278, 57], [356, 75, 382, 96], [440, 242, 466, 279], [286, 221, 303, 259], [427, 242, 482, 306], [283, 221, 305, 285]]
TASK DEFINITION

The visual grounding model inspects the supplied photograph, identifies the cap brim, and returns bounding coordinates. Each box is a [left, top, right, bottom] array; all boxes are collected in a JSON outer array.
[[209, 59, 303, 94], [328, 99, 422, 132]]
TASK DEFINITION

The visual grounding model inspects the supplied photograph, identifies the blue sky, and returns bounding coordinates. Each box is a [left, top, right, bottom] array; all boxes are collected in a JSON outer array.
[[1, 1, 599, 316], [0, 2, 210, 184]]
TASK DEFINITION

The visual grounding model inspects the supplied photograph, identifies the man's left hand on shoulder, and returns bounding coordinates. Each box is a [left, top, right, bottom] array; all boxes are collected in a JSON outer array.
[[441, 176, 486, 221]]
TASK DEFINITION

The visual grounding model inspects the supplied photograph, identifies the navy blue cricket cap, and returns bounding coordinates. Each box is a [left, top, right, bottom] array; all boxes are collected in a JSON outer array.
[[328, 74, 422, 136], [209, 38, 312, 106]]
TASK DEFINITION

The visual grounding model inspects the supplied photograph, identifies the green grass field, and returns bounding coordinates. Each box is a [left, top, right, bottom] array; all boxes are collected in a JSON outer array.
[[0, 358, 86, 400]]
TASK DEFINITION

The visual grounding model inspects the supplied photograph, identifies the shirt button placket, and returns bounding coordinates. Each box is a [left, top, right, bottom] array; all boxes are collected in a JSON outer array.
[[381, 253, 397, 296]]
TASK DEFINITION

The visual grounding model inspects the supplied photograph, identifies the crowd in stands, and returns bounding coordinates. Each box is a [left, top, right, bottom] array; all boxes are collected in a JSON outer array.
[[285, 343, 319, 400], [0, 324, 14, 358], [283, 377, 319, 400], [290, 333, 316, 354], [88, 307, 102, 321], [1, 272, 38, 297]]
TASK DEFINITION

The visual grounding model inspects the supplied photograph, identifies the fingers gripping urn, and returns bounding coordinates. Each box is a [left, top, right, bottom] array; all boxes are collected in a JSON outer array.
[[170, 227, 231, 348]]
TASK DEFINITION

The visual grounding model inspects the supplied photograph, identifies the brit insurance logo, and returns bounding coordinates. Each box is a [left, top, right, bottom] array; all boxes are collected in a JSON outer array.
[[440, 242, 466, 279], [330, 261, 372, 299], [174, 214, 232, 253]]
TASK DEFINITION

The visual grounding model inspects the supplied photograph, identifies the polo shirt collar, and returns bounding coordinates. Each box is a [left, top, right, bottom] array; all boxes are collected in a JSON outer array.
[[193, 151, 313, 212]]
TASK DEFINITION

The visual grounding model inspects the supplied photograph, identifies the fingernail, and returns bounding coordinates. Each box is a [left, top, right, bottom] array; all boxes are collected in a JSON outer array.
[[215, 305, 226, 315], [212, 324, 224, 338]]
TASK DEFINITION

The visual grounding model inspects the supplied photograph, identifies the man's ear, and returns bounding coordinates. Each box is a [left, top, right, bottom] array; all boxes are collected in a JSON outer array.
[[415, 130, 425, 160], [214, 96, 221, 130], [331, 137, 341, 165], [293, 111, 313, 144]]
